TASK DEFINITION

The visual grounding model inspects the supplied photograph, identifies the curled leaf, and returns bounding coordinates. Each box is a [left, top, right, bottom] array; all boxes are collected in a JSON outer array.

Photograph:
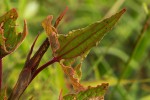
[[60, 61, 85, 91], [0, 8, 28, 58], [42, 15, 60, 54]]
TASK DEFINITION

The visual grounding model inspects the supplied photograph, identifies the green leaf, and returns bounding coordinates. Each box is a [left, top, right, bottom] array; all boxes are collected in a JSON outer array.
[[43, 9, 126, 91], [55, 9, 126, 59], [62, 83, 108, 100], [0, 8, 28, 58], [43, 9, 126, 59]]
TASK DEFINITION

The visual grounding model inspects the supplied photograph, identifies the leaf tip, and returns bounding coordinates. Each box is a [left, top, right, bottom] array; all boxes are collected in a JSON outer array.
[[121, 8, 126, 14]]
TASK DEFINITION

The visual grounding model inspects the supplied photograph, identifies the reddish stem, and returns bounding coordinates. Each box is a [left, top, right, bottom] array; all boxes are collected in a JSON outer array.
[[30, 57, 59, 82], [0, 58, 2, 91]]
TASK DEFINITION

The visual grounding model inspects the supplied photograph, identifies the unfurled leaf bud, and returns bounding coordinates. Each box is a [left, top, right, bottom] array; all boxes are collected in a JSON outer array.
[[0, 8, 28, 58]]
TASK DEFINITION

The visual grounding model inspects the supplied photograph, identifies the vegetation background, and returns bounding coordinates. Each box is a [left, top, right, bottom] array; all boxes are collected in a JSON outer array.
[[0, 0, 150, 100]]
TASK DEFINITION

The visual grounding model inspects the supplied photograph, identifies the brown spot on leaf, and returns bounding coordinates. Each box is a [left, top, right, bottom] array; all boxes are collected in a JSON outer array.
[[10, 15, 14, 19]]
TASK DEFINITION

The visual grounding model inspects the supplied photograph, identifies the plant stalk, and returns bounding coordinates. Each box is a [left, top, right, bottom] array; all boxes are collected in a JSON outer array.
[[8, 38, 50, 100], [30, 57, 59, 82], [8, 7, 68, 99]]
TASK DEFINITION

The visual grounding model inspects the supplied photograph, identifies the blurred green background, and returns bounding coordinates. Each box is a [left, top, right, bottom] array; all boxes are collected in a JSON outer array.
[[1, 0, 150, 100]]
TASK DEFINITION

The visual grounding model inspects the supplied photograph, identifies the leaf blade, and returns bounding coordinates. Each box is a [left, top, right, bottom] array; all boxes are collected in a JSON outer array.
[[56, 9, 126, 59], [0, 8, 28, 58]]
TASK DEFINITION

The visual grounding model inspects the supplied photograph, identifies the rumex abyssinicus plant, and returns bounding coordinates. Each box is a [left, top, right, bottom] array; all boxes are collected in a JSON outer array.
[[0, 7, 125, 100]]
